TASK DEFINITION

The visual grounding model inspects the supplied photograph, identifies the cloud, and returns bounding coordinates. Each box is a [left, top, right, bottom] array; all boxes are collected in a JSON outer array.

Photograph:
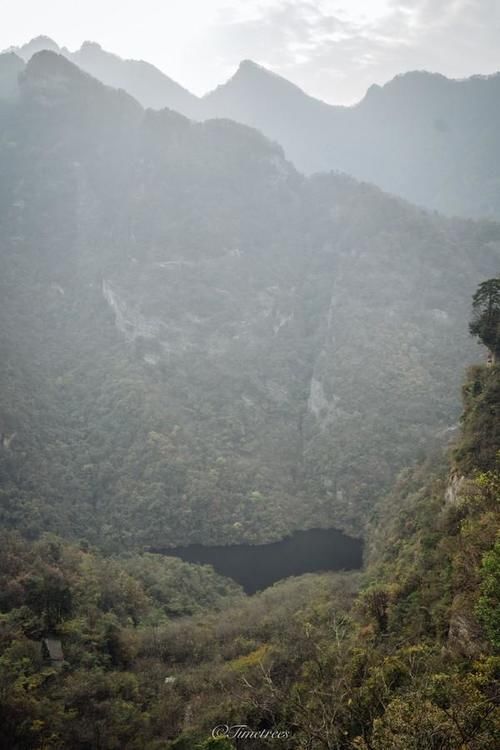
[[198, 0, 500, 104]]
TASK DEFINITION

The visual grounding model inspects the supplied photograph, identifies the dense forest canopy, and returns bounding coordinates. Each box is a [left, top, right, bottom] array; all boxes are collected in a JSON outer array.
[[0, 306, 498, 749], [470, 277, 500, 361]]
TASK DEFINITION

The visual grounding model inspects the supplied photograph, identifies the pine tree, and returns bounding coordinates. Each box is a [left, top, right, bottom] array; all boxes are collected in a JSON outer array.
[[470, 278, 500, 362]]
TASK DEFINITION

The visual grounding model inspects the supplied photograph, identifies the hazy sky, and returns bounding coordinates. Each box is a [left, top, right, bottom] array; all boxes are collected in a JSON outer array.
[[2, 0, 499, 104]]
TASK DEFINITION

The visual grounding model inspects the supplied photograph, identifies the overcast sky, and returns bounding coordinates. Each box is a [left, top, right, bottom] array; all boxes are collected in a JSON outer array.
[[2, 0, 499, 104]]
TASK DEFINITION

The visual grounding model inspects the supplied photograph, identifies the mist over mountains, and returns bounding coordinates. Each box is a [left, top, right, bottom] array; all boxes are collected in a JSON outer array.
[[6, 35, 200, 116], [0, 49, 498, 549], [5, 36, 500, 218]]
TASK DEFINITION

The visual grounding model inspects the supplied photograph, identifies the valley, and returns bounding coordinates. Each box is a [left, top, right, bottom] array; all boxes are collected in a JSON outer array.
[[0, 36, 498, 750]]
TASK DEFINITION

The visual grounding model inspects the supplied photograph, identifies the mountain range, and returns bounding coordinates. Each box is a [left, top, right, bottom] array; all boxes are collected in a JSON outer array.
[[0, 50, 498, 550], [4, 36, 500, 218]]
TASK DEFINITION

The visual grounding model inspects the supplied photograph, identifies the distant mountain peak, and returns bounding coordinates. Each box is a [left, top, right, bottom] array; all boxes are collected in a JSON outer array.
[[23, 50, 128, 100], [203, 57, 328, 116], [27, 34, 59, 48], [13, 35, 60, 61], [25, 50, 86, 78], [233, 59, 288, 84], [68, 39, 200, 116], [21, 50, 143, 127], [237, 59, 265, 72], [21, 50, 113, 100], [5, 37, 200, 117], [205, 59, 307, 101], [28, 34, 58, 47], [81, 40, 102, 51], [75, 41, 120, 63], [379, 69, 451, 95]]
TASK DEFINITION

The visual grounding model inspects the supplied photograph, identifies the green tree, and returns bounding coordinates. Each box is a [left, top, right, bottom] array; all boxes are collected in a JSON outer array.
[[477, 539, 500, 650], [470, 278, 500, 361]]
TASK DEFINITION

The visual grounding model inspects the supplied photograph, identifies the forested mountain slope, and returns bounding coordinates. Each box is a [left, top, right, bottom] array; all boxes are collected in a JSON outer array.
[[0, 337, 498, 749], [0, 51, 499, 550]]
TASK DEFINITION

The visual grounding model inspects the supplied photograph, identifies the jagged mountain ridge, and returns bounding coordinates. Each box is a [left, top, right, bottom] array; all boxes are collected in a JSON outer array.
[[202, 61, 500, 218], [7, 35, 200, 117], [0, 50, 499, 549], [6, 37, 500, 219]]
